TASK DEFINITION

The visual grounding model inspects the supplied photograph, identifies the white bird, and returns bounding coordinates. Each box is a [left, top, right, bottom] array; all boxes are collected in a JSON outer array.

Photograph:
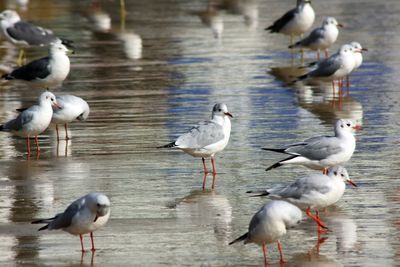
[[51, 95, 90, 141], [32, 192, 111, 252], [2, 42, 71, 89], [289, 17, 343, 59], [265, 0, 315, 46], [229, 200, 302, 265], [297, 44, 356, 83], [0, 9, 73, 63], [263, 119, 356, 173], [158, 103, 232, 189], [248, 166, 357, 233], [346, 42, 368, 89], [0, 91, 59, 156]]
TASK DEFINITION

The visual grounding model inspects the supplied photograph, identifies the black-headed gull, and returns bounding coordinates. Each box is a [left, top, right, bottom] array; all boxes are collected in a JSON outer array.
[[265, 0, 315, 46], [248, 166, 357, 233], [32, 192, 110, 252], [346, 41, 368, 89], [51, 95, 90, 141], [229, 200, 302, 265], [158, 103, 232, 188], [0, 91, 59, 156], [263, 119, 356, 173], [289, 17, 343, 59], [0, 9, 73, 63], [2, 42, 71, 89]]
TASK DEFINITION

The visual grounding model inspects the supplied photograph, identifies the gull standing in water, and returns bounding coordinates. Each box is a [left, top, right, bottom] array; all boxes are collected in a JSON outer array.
[[289, 17, 343, 59], [2, 42, 71, 89], [0, 9, 73, 64], [51, 95, 90, 141], [229, 200, 303, 265], [0, 91, 59, 156], [346, 42, 368, 90], [265, 0, 315, 47], [158, 103, 232, 189], [263, 119, 356, 173], [247, 166, 357, 233], [32, 192, 111, 252]]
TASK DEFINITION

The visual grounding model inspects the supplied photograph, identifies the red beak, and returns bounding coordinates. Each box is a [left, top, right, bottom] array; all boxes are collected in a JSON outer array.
[[224, 112, 233, 118], [52, 102, 62, 109], [347, 179, 357, 187], [353, 125, 362, 131]]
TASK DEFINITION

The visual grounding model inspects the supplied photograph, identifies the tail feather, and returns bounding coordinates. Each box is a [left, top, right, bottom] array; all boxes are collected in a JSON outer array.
[[229, 232, 248, 245], [266, 155, 298, 171], [246, 190, 270, 197], [38, 225, 49, 231], [0, 125, 3, 131], [2, 73, 12, 80], [157, 142, 176, 149], [262, 148, 287, 154], [288, 41, 301, 49], [297, 73, 309, 81]]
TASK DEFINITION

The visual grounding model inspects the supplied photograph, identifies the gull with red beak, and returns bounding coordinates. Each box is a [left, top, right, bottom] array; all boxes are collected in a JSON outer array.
[[0, 91, 60, 156], [263, 119, 356, 174], [32, 192, 111, 252], [247, 166, 357, 235], [158, 103, 232, 189]]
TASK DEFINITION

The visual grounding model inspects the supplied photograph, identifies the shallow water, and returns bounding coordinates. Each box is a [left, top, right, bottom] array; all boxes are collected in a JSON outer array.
[[0, 0, 400, 266]]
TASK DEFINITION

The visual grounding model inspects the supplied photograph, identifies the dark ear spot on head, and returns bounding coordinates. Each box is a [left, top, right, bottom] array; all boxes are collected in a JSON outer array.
[[334, 171, 337, 175]]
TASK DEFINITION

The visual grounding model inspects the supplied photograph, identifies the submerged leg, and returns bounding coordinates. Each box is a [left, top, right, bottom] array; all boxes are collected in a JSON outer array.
[[277, 240, 286, 264], [56, 124, 60, 141], [211, 157, 216, 175], [262, 242, 268, 266], [34, 135, 40, 153], [80, 234, 85, 252], [211, 172, 216, 190], [202, 173, 207, 190], [202, 157, 208, 174], [64, 123, 69, 140], [90, 232, 96, 251]]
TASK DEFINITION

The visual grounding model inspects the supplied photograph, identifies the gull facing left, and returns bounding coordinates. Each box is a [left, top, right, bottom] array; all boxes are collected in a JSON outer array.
[[0, 91, 59, 156], [32, 192, 111, 252], [158, 103, 232, 188], [229, 200, 302, 265]]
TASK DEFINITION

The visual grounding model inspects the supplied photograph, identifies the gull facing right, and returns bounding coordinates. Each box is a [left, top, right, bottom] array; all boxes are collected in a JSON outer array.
[[263, 119, 356, 173], [158, 103, 232, 189], [32, 192, 111, 252], [248, 166, 357, 233]]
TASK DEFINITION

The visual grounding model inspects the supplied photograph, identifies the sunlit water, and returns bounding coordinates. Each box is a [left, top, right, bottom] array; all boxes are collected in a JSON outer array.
[[0, 0, 400, 266]]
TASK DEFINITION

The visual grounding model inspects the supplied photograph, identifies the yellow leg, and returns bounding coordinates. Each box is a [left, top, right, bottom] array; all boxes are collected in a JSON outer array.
[[120, 0, 126, 31], [17, 49, 25, 66]]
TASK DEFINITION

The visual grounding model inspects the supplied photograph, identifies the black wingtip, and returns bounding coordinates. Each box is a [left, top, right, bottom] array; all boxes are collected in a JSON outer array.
[[157, 141, 176, 149], [246, 190, 270, 197], [0, 125, 3, 131], [2, 73, 12, 80], [265, 162, 282, 171], [261, 148, 286, 153], [229, 232, 248, 245], [38, 225, 49, 231]]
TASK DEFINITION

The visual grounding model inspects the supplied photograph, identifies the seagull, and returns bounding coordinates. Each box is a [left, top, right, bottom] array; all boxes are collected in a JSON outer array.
[[263, 119, 356, 173], [296, 44, 356, 83], [51, 95, 90, 141], [229, 200, 302, 265], [346, 42, 368, 89], [289, 17, 343, 59], [32, 192, 111, 252], [0, 91, 59, 156], [0, 9, 73, 63], [247, 166, 357, 233], [2, 42, 71, 89], [158, 103, 232, 189], [265, 0, 315, 46]]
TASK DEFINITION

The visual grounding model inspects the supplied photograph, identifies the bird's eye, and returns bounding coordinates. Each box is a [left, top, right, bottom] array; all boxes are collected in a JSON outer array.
[[334, 172, 337, 176], [218, 109, 222, 112], [97, 203, 101, 207], [341, 174, 344, 177], [51, 98, 54, 101], [346, 123, 351, 127]]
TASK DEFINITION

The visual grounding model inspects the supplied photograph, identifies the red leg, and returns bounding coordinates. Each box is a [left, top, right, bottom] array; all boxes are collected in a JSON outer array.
[[211, 172, 216, 190], [317, 51, 320, 60], [306, 207, 328, 229], [202, 158, 208, 174], [322, 168, 327, 175], [34, 135, 40, 153], [325, 50, 329, 58], [80, 234, 85, 252], [346, 75, 350, 95], [262, 242, 268, 266], [316, 211, 328, 234], [202, 173, 207, 190], [56, 124, 60, 141], [277, 240, 286, 264], [211, 157, 216, 175], [26, 136, 31, 156], [65, 123, 70, 140], [90, 232, 96, 251]]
